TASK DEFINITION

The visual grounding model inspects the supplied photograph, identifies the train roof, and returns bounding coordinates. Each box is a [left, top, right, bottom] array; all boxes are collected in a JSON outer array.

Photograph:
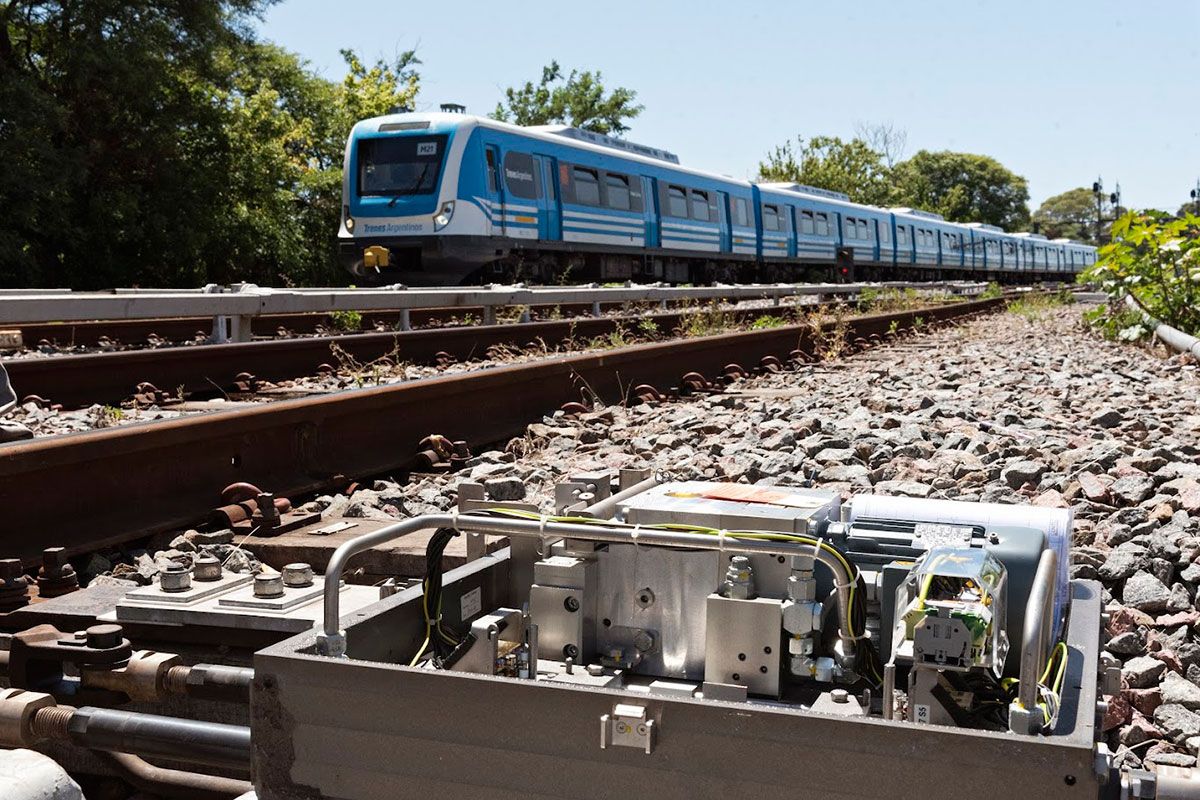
[[353, 112, 755, 188]]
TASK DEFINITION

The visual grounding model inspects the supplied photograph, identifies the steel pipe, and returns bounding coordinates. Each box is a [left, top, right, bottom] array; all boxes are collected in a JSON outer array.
[[99, 751, 251, 800], [163, 664, 254, 704], [64, 707, 250, 770], [1016, 548, 1058, 721], [578, 474, 662, 519], [318, 513, 857, 659]]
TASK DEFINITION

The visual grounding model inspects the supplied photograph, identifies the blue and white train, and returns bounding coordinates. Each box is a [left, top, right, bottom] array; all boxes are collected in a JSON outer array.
[[338, 111, 1095, 285]]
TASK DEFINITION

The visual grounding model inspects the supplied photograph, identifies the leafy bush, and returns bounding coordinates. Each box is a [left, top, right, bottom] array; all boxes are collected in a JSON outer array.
[[1079, 211, 1200, 338]]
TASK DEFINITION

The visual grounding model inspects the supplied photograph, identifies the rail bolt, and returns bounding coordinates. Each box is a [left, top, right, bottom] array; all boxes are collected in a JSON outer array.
[[85, 624, 124, 651], [159, 563, 192, 593], [192, 554, 222, 582], [282, 563, 314, 588], [254, 573, 285, 598]]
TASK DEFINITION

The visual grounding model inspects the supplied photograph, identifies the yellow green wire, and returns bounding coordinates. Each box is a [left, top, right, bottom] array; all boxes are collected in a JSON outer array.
[[478, 507, 884, 685]]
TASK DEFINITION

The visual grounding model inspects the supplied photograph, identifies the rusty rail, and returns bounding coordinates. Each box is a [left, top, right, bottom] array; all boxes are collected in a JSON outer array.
[[0, 296, 1004, 564]]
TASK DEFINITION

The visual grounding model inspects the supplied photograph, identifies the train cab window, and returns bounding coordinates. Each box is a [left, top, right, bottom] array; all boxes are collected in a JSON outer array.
[[502, 152, 540, 199], [690, 190, 710, 222], [667, 186, 688, 218], [762, 204, 780, 231], [573, 167, 600, 205], [857, 220, 868, 240], [799, 210, 815, 235], [605, 173, 631, 210], [485, 148, 498, 193], [733, 197, 749, 227], [815, 212, 829, 236]]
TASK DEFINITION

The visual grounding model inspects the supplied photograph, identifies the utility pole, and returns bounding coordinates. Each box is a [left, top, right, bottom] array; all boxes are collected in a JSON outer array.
[[1109, 182, 1121, 220], [1191, 178, 1200, 215], [1092, 177, 1104, 243]]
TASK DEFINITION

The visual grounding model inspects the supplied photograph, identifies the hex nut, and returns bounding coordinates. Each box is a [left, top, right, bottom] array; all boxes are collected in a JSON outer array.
[[192, 554, 222, 582], [254, 573, 284, 598], [0, 688, 56, 747], [281, 563, 314, 588], [586, 663, 605, 676], [159, 564, 192, 593]]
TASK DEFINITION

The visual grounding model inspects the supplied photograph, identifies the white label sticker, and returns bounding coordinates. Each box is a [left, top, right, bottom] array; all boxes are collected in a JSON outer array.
[[914, 704, 930, 724], [417, 142, 438, 156], [460, 586, 482, 621]]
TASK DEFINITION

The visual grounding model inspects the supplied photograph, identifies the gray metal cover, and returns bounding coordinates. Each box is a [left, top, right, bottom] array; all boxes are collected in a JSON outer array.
[[617, 482, 839, 534]]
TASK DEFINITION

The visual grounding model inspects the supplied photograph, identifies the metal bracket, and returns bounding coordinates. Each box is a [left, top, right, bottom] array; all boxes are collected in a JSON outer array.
[[600, 703, 655, 754]]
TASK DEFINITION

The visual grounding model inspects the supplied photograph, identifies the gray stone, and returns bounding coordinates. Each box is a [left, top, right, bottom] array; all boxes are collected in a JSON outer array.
[[88, 574, 138, 589], [1091, 408, 1124, 428], [1002, 459, 1046, 489], [1112, 476, 1156, 507], [1099, 543, 1149, 581], [873, 480, 933, 498], [1162, 671, 1200, 710], [817, 464, 871, 485], [1146, 750, 1197, 768], [1107, 631, 1145, 657], [484, 477, 526, 501], [1122, 570, 1172, 613], [186, 529, 235, 546], [1123, 655, 1167, 689], [1155, 704, 1200, 745]]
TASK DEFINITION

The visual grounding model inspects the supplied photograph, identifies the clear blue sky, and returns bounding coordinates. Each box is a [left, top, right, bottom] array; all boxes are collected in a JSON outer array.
[[259, 0, 1199, 213]]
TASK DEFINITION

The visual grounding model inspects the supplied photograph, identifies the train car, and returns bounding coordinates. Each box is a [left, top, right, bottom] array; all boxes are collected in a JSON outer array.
[[339, 110, 1097, 285], [339, 111, 758, 285], [757, 184, 893, 280]]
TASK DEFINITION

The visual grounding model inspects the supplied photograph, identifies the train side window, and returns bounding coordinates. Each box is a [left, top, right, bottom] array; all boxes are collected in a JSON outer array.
[[799, 210, 815, 235], [485, 148, 499, 193], [762, 204, 779, 231], [897, 226, 907, 245], [573, 167, 600, 205], [691, 189, 710, 222], [857, 220, 868, 240], [605, 173, 631, 210], [815, 212, 829, 236], [881, 225, 890, 244], [733, 197, 749, 227], [502, 152, 540, 199], [667, 185, 688, 218]]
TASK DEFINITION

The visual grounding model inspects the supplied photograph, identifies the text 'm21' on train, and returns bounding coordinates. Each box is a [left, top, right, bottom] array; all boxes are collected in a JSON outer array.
[[338, 109, 1096, 286]]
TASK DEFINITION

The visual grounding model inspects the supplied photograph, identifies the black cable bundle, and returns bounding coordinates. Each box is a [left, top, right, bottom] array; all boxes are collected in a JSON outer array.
[[412, 527, 464, 667]]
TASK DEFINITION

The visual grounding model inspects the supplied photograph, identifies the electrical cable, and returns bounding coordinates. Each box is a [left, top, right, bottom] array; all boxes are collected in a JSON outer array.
[[475, 507, 886, 686]]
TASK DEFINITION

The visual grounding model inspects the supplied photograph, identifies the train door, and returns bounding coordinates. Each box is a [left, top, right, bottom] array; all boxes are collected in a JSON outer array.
[[717, 191, 732, 253], [533, 154, 560, 241], [483, 144, 503, 238], [643, 177, 660, 248]]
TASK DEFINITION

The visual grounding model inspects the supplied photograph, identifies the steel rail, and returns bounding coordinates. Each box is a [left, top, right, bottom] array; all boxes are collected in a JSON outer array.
[[0, 281, 985, 327], [0, 296, 1005, 565], [3, 304, 815, 409]]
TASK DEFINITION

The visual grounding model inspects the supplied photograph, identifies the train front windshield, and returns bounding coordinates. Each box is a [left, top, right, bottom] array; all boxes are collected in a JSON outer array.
[[357, 134, 448, 197]]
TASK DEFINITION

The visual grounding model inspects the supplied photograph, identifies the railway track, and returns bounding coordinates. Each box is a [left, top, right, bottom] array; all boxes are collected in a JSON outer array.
[[0, 294, 1007, 566], [4, 303, 808, 409]]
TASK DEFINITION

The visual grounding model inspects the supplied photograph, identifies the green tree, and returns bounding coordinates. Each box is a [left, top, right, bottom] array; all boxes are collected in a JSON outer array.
[[491, 61, 643, 136], [0, 1, 420, 289], [1180, 201, 1200, 218], [889, 151, 1031, 230], [1033, 187, 1097, 243], [757, 136, 892, 206]]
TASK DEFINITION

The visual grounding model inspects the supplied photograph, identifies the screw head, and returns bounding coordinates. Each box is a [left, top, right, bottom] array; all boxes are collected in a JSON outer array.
[[159, 563, 192, 593], [563, 596, 580, 612], [254, 573, 285, 598], [281, 563, 313, 588], [86, 624, 124, 650], [192, 554, 222, 582]]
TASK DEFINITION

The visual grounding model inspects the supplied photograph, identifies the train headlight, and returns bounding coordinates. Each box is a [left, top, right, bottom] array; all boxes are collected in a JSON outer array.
[[433, 201, 455, 231], [345, 216, 355, 233]]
